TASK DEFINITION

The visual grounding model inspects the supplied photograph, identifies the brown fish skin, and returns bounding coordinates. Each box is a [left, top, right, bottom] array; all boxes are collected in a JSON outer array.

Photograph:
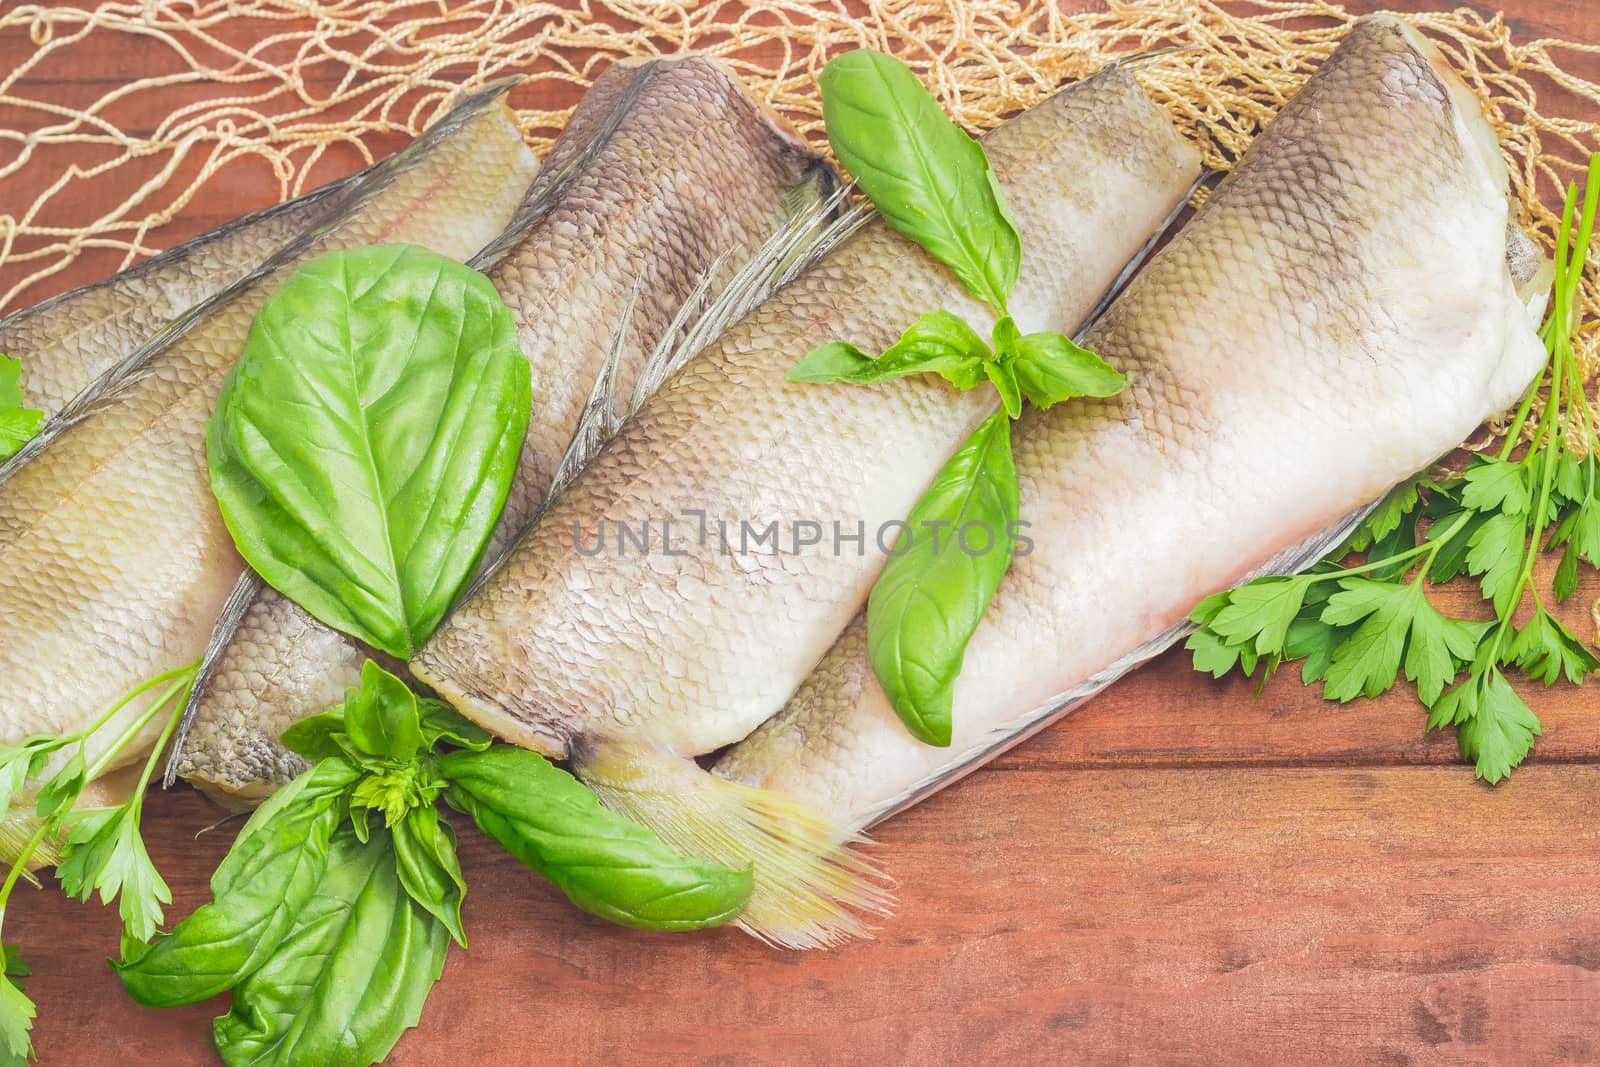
[[412, 67, 1201, 946], [717, 16, 1550, 884], [0, 86, 537, 784], [175, 55, 839, 806]]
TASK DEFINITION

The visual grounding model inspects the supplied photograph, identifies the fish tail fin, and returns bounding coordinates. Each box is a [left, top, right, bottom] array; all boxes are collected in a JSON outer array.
[[574, 741, 893, 950], [0, 814, 59, 887]]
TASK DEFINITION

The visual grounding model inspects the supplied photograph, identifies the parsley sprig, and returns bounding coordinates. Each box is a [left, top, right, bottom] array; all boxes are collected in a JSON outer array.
[[0, 661, 200, 1061], [1188, 154, 1600, 783]]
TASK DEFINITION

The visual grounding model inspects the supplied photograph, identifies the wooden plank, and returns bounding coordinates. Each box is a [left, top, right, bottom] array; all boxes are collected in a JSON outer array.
[[14, 766, 1600, 1063]]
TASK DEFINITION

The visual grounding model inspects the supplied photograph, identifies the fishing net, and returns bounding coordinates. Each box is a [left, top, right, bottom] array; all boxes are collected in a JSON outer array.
[[1, 0, 1597, 341]]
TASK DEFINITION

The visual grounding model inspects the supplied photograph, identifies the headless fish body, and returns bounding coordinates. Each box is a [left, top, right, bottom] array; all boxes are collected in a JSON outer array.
[[175, 56, 838, 805], [0, 84, 537, 789], [714, 15, 1552, 929], [412, 67, 1202, 946]]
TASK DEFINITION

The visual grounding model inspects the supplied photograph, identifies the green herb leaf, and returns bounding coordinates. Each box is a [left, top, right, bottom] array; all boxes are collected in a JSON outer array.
[[1505, 609, 1600, 687], [341, 660, 425, 763], [1341, 477, 1431, 554], [0, 356, 43, 462], [867, 411, 1019, 746], [210, 827, 448, 1067], [789, 309, 990, 389], [1318, 579, 1478, 704], [33, 751, 87, 825], [440, 747, 752, 930], [0, 968, 33, 1066], [1204, 577, 1310, 656], [117, 758, 359, 1006], [55, 805, 171, 944], [208, 243, 532, 660], [390, 805, 467, 947], [820, 49, 1020, 314], [0, 741, 53, 828], [418, 702, 493, 752], [1463, 510, 1528, 616], [278, 710, 351, 763], [1007, 331, 1126, 408], [1459, 456, 1531, 517], [1431, 670, 1541, 784], [981, 357, 1022, 419]]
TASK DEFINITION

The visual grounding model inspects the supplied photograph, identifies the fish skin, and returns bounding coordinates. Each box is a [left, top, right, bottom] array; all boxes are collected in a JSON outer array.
[[175, 55, 840, 806], [411, 67, 1201, 945], [0, 86, 538, 781], [716, 17, 1551, 840], [0, 175, 358, 421]]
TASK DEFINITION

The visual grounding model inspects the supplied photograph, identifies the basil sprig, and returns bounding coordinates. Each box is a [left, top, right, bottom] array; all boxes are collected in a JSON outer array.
[[209, 243, 532, 660], [123, 242, 755, 1066], [791, 49, 1127, 745], [121, 662, 752, 1064]]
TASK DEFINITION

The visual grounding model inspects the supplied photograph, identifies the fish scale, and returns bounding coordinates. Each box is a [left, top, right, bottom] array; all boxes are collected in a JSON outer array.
[[715, 14, 1552, 901], [412, 63, 1202, 947]]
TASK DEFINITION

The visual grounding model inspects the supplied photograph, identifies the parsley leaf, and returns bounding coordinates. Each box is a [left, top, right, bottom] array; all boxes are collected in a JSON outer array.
[[55, 805, 172, 944]]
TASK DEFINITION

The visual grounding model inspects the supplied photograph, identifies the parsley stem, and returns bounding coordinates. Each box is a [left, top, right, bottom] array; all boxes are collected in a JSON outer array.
[[57, 663, 201, 764], [83, 666, 197, 783], [0, 822, 54, 942]]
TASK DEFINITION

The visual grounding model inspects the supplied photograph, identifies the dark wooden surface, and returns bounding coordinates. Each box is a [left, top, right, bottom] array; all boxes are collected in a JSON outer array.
[[4, 2, 1600, 1063]]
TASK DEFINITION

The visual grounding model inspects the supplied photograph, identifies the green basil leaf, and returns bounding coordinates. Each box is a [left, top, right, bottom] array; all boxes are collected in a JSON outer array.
[[0, 355, 43, 462], [391, 804, 467, 946], [820, 50, 1020, 314], [211, 827, 448, 1067], [208, 243, 532, 659], [982, 358, 1022, 419], [867, 410, 1020, 746], [116, 758, 359, 1006], [278, 710, 351, 763], [789, 310, 991, 390], [1011, 331, 1126, 408], [440, 747, 753, 930], [341, 660, 424, 762], [418, 701, 493, 752], [788, 341, 877, 384]]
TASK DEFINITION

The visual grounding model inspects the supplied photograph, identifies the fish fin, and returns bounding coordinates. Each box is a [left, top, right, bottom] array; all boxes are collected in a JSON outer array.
[[628, 179, 854, 412], [467, 172, 854, 593], [162, 570, 265, 788], [0, 77, 523, 489], [546, 285, 639, 502], [855, 500, 1381, 831], [0, 816, 58, 886], [574, 741, 893, 950]]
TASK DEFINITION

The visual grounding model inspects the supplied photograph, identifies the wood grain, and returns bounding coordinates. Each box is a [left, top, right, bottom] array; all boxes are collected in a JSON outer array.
[[4, 1, 1600, 1064]]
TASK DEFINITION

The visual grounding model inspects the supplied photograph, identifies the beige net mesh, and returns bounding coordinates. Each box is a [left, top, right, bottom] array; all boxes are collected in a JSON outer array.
[[1, 0, 1597, 336]]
